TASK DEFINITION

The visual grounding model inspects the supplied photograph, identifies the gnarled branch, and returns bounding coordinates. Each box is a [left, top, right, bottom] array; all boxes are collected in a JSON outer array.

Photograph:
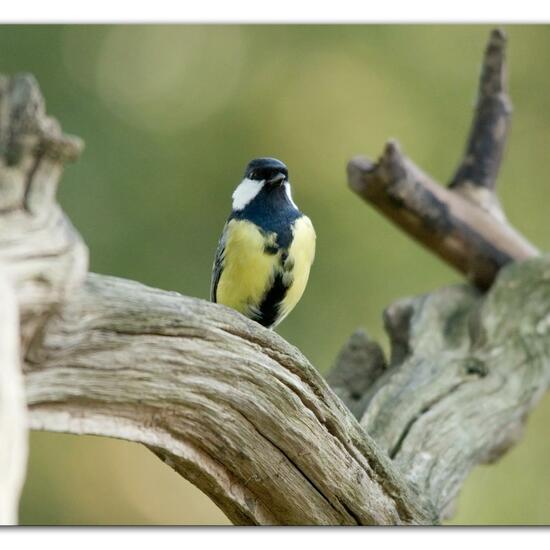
[[360, 258, 550, 518], [21, 258, 550, 524], [25, 273, 436, 525], [0, 73, 86, 525]]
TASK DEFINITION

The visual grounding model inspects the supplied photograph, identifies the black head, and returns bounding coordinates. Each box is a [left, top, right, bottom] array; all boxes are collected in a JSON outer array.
[[244, 157, 288, 186]]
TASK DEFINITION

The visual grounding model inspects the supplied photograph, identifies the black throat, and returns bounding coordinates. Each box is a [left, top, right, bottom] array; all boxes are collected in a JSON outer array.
[[230, 184, 302, 249]]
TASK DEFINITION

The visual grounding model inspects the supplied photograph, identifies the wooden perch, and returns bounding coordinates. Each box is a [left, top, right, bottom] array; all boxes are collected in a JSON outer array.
[[347, 29, 538, 289], [2, 28, 550, 526], [24, 260, 550, 523], [25, 273, 436, 525]]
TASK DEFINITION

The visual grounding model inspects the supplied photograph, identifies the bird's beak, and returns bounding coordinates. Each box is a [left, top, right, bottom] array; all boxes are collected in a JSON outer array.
[[267, 172, 286, 186]]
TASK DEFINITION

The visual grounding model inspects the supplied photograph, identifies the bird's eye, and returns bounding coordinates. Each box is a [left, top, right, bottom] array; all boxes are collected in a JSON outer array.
[[250, 171, 256, 179]]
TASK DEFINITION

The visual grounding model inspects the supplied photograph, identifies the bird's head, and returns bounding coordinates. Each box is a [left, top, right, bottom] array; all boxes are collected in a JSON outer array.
[[244, 157, 288, 187], [232, 157, 293, 211]]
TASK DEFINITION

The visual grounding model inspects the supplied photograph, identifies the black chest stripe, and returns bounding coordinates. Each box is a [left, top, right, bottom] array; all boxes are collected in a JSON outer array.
[[264, 244, 279, 255], [253, 252, 293, 328], [254, 271, 290, 327]]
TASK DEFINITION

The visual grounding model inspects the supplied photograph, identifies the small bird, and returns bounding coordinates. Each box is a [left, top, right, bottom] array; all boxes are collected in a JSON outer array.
[[211, 157, 316, 329]]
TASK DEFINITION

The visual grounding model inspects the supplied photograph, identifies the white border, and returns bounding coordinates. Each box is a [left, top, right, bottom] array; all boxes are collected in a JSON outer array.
[[2, 2, 549, 543], [2, 528, 550, 550], [1, 1, 550, 23]]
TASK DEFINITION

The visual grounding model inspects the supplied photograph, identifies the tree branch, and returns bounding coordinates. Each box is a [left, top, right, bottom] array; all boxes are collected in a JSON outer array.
[[22, 257, 550, 524], [449, 29, 511, 202], [360, 257, 550, 517], [347, 29, 536, 289], [24, 273, 436, 525], [347, 143, 537, 289], [0, 73, 87, 525]]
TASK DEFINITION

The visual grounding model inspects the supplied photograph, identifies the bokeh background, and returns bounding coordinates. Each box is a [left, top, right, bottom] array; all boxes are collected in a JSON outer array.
[[3, 24, 550, 525]]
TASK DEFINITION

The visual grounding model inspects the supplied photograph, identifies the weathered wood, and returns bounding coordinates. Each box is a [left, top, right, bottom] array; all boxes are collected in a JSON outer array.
[[347, 30, 537, 289], [0, 73, 87, 525], [24, 273, 436, 526], [0, 73, 88, 347], [0, 274, 27, 524], [21, 255, 550, 524], [360, 257, 550, 518]]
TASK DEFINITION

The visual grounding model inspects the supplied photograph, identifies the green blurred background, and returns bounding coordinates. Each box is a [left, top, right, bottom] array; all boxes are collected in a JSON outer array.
[[3, 24, 550, 525]]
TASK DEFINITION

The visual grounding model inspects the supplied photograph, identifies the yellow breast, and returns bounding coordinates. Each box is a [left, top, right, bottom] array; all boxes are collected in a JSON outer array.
[[215, 216, 316, 327], [277, 216, 316, 324], [216, 219, 280, 316]]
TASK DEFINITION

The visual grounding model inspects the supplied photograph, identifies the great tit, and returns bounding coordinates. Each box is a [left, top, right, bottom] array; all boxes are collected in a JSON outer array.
[[211, 157, 316, 329]]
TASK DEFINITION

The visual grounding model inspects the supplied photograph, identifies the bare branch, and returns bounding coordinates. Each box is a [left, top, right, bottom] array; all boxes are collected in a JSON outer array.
[[22, 256, 550, 524], [24, 273, 436, 526], [347, 29, 535, 289], [449, 28, 512, 213], [348, 141, 537, 289]]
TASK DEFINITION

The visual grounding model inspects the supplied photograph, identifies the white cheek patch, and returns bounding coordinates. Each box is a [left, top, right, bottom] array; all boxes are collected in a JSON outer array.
[[284, 182, 298, 209], [232, 178, 264, 210]]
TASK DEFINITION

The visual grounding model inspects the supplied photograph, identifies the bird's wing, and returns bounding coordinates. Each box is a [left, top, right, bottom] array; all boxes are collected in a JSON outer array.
[[210, 222, 228, 302]]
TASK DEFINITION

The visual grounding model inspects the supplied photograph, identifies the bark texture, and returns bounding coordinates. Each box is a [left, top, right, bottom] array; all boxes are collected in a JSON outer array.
[[25, 273, 436, 525], [360, 260, 550, 518], [23, 258, 550, 524], [1, 29, 550, 526], [0, 73, 86, 525]]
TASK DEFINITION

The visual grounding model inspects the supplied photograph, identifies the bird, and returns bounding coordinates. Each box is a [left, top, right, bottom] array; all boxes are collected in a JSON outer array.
[[211, 157, 316, 329]]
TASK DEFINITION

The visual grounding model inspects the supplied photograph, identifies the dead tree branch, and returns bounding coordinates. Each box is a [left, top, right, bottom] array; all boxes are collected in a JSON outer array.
[[0, 73, 86, 525], [360, 261, 550, 518], [25, 273, 436, 525], [449, 29, 511, 207], [347, 29, 538, 289]]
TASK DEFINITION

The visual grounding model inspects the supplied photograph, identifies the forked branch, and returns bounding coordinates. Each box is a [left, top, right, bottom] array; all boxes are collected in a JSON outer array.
[[347, 29, 538, 289]]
